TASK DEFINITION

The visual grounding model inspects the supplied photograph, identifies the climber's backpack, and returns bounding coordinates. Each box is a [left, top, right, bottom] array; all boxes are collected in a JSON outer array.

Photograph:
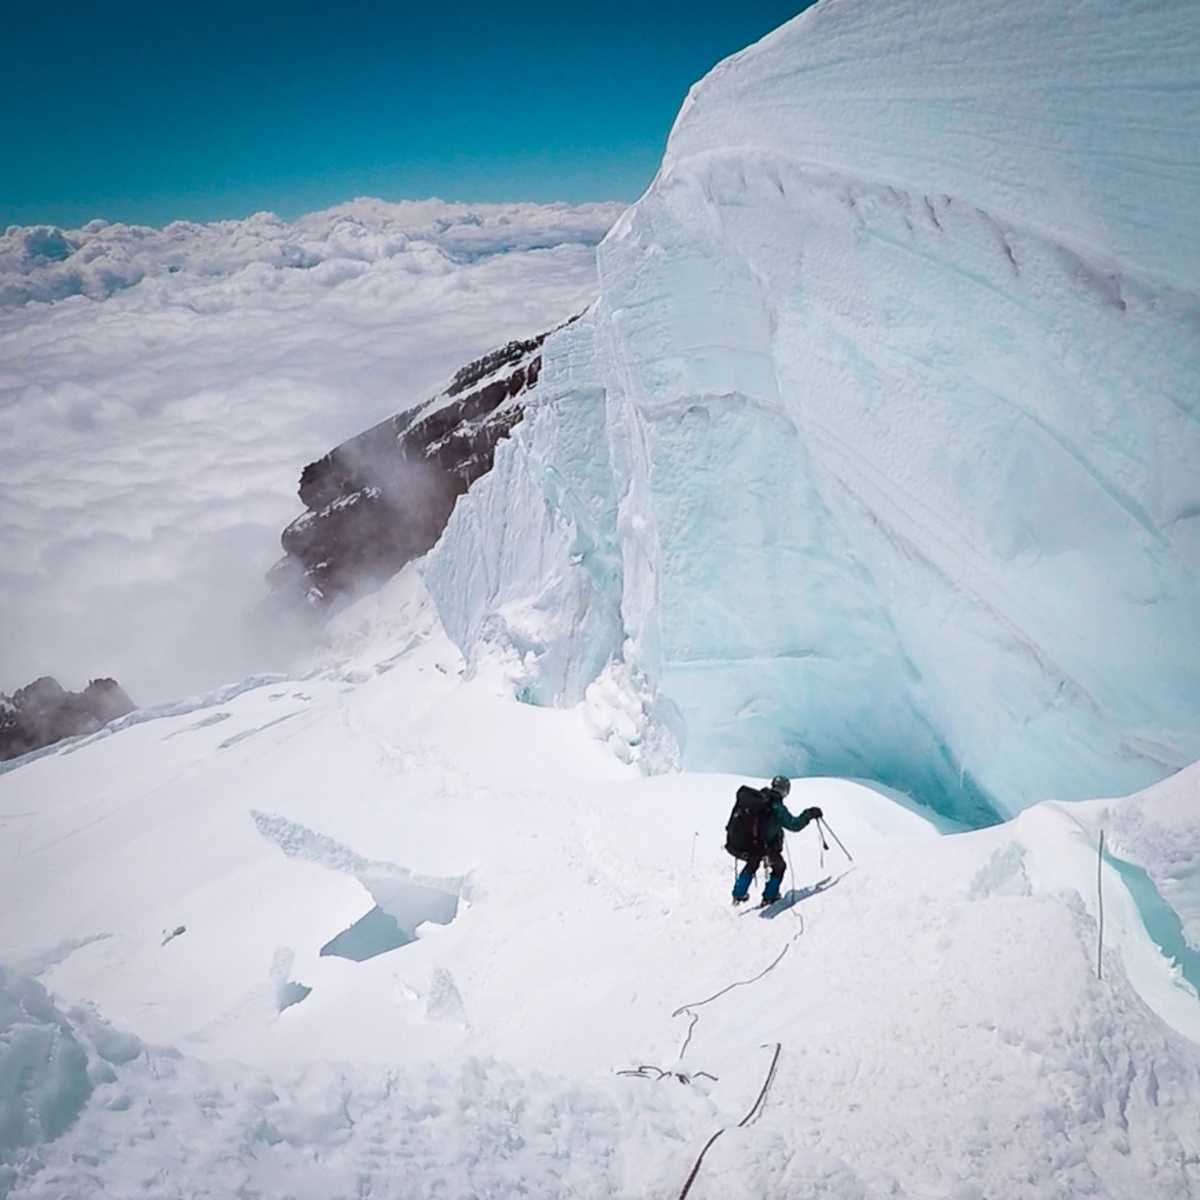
[[724, 785, 772, 860]]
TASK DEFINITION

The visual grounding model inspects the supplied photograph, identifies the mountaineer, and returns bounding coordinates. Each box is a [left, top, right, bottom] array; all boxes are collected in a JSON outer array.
[[725, 776, 821, 906]]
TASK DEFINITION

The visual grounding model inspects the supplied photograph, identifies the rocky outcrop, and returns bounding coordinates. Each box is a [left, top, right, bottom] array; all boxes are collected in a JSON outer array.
[[272, 322, 570, 604], [0, 677, 136, 762]]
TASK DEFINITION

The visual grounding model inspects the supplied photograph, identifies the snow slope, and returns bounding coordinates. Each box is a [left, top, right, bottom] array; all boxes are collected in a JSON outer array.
[[2, 569, 1198, 1198], [425, 0, 1200, 821]]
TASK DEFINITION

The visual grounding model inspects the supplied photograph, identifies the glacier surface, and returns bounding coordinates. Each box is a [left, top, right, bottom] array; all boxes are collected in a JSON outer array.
[[426, 0, 1200, 821]]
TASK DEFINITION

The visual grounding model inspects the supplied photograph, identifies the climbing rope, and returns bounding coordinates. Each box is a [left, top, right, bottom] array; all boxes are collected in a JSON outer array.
[[676, 1042, 784, 1200], [666, 910, 803, 1198], [622, 816, 851, 1198], [671, 930, 802, 1059]]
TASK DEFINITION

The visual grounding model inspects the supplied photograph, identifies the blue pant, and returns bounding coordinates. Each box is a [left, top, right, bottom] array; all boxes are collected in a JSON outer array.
[[733, 843, 786, 902]]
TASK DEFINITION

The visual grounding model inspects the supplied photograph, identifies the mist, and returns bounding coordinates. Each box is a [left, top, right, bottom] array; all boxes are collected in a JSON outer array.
[[0, 199, 619, 704]]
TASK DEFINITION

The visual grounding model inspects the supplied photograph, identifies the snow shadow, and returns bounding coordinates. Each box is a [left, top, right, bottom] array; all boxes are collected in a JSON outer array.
[[759, 874, 843, 919], [320, 905, 412, 961], [366, 874, 459, 933], [218, 711, 302, 750], [276, 980, 312, 1012], [270, 948, 312, 1013], [251, 809, 463, 963], [325, 874, 460, 960], [164, 711, 232, 739]]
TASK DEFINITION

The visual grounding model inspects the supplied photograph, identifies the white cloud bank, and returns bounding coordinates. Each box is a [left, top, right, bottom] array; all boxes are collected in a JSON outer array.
[[0, 198, 622, 704]]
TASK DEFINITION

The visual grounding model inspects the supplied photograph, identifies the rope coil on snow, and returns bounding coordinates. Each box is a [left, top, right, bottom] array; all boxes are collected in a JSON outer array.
[[615, 1065, 719, 1084]]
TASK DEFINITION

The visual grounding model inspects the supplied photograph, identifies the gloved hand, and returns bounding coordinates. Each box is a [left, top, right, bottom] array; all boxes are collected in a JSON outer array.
[[804, 806, 823, 822]]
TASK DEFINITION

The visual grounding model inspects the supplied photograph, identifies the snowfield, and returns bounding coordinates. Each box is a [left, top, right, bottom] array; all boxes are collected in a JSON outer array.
[[2, 571, 1198, 1198]]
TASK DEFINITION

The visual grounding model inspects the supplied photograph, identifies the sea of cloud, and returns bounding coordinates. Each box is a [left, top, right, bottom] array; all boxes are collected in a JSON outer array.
[[0, 198, 621, 705]]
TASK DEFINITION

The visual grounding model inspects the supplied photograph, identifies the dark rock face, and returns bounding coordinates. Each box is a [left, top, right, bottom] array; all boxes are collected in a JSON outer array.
[[0, 676, 136, 762], [273, 324, 565, 604]]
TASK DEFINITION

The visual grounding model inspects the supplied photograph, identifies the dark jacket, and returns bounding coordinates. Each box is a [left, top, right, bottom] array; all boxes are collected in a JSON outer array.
[[760, 788, 815, 845]]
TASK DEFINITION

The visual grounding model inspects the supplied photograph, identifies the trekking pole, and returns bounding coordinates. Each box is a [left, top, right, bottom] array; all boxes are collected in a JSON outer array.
[[817, 816, 853, 863]]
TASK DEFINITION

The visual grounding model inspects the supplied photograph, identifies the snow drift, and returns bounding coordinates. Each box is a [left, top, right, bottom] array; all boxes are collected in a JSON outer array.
[[426, 0, 1200, 821]]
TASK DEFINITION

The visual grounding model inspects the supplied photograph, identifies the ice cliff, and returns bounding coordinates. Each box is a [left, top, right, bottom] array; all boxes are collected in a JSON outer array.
[[425, 0, 1200, 822]]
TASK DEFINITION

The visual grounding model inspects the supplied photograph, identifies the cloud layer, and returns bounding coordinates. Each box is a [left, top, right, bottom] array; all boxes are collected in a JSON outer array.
[[0, 198, 620, 703]]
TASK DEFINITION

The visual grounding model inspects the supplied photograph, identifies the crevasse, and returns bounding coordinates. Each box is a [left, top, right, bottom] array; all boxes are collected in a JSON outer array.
[[425, 0, 1200, 823]]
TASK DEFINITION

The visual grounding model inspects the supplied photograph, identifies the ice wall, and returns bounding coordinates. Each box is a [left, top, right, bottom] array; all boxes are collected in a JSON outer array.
[[426, 0, 1200, 822]]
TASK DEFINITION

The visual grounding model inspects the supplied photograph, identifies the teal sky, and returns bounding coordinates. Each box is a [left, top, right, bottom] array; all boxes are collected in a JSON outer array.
[[4, 1, 812, 229]]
